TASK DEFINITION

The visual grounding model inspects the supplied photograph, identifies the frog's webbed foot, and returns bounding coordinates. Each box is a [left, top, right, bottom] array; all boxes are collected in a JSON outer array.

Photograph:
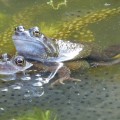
[[50, 66, 81, 87], [51, 77, 81, 87]]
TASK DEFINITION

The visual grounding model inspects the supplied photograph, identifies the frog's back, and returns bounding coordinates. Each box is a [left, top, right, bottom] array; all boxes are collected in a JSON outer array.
[[53, 40, 91, 62]]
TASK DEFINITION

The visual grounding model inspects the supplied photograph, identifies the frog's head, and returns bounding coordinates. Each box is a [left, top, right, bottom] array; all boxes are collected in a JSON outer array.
[[12, 55, 33, 71], [0, 55, 33, 75], [15, 25, 25, 32], [12, 26, 48, 61], [29, 26, 41, 37], [12, 26, 58, 61]]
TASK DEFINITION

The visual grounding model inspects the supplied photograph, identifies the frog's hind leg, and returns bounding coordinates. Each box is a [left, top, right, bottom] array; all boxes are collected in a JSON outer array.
[[89, 44, 120, 67], [90, 55, 120, 67], [51, 66, 81, 87]]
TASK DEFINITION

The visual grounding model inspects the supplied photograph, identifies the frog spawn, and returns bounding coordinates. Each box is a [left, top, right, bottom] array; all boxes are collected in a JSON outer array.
[[1, 5, 120, 54], [53, 7, 120, 41], [0, 65, 120, 120]]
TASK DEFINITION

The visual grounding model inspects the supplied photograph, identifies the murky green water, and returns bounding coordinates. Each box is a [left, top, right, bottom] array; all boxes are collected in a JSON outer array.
[[0, 0, 120, 120]]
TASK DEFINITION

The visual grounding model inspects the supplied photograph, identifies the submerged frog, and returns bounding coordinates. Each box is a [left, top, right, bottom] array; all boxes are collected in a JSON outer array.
[[0, 53, 33, 81], [12, 26, 120, 86]]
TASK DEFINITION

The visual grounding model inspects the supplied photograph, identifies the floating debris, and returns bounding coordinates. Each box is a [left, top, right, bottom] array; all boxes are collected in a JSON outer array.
[[47, 0, 67, 10]]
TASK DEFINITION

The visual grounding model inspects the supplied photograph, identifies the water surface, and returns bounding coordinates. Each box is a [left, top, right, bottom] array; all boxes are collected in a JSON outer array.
[[0, 0, 120, 120]]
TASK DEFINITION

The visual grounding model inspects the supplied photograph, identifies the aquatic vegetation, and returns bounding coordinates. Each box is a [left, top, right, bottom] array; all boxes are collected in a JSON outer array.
[[53, 7, 120, 40], [0, 2, 120, 54], [37, 22, 59, 38], [0, 13, 6, 29], [47, 0, 67, 10], [0, 12, 11, 31], [13, 108, 58, 120], [0, 4, 60, 54], [0, 0, 11, 7]]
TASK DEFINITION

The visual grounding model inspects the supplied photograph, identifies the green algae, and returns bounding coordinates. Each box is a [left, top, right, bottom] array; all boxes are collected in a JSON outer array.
[[53, 7, 120, 40], [13, 108, 58, 120], [0, 12, 11, 31]]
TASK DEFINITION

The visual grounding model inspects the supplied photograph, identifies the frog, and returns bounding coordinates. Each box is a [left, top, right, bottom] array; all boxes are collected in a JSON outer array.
[[0, 53, 33, 81], [12, 25, 120, 86]]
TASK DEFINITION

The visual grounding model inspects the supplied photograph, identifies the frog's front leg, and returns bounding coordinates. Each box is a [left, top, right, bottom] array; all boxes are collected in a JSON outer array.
[[51, 65, 81, 87], [33, 62, 64, 84], [47, 62, 63, 80]]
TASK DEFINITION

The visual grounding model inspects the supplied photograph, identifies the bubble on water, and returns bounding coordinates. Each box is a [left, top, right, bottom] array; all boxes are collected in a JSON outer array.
[[32, 82, 43, 87], [10, 83, 23, 90], [35, 74, 41, 77], [1, 88, 8, 92], [21, 76, 31, 81], [35, 77, 43, 81], [0, 108, 4, 111], [12, 86, 22, 90]]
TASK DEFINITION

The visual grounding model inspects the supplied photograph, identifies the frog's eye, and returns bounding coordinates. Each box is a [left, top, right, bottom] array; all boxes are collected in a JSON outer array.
[[14, 56, 26, 67], [15, 26, 25, 32], [33, 30, 40, 37]]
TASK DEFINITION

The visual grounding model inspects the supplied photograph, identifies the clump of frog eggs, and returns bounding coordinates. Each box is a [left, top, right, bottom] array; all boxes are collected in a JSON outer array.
[[0, 6, 120, 54], [53, 7, 120, 41]]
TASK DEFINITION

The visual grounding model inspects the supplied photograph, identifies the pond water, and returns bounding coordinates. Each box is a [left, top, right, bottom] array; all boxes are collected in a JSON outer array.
[[0, 0, 120, 120]]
